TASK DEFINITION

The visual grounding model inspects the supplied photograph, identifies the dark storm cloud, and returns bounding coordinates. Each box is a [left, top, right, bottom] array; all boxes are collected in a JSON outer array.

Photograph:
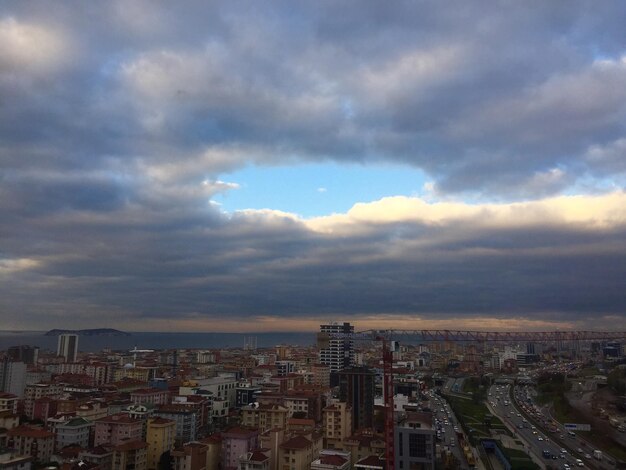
[[2, 193, 626, 328], [2, 1, 626, 328], [3, 1, 626, 188]]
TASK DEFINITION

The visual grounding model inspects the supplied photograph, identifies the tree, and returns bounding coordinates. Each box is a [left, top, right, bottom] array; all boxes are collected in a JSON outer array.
[[157, 451, 172, 470]]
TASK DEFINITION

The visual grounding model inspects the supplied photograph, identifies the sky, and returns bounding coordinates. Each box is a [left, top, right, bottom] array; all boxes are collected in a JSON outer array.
[[1, 1, 626, 332]]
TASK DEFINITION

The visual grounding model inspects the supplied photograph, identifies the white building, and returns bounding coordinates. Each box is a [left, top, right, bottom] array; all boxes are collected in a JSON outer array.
[[57, 334, 79, 362], [319, 323, 354, 373]]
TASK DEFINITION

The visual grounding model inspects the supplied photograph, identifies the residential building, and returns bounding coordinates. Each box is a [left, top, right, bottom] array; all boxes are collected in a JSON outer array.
[[311, 364, 330, 389], [76, 401, 109, 421], [171, 442, 207, 470], [0, 410, 19, 431], [32, 397, 57, 422], [310, 450, 350, 470], [131, 389, 170, 406], [221, 427, 259, 470], [7, 425, 55, 462], [258, 429, 284, 470], [112, 440, 147, 470], [79, 446, 114, 470], [146, 417, 175, 470], [274, 362, 296, 377], [241, 404, 288, 433], [238, 449, 270, 470], [343, 432, 385, 467], [278, 433, 322, 470], [154, 405, 199, 444], [94, 413, 143, 447], [23, 383, 63, 418], [0, 448, 32, 470], [199, 434, 222, 470], [56, 417, 94, 450], [0, 393, 19, 414], [180, 376, 237, 409], [322, 402, 352, 449]]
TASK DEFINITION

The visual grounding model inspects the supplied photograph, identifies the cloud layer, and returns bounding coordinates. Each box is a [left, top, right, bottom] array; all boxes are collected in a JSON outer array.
[[1, 1, 626, 330]]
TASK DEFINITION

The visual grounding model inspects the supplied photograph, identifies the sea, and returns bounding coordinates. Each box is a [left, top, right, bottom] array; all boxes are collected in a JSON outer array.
[[0, 331, 317, 353]]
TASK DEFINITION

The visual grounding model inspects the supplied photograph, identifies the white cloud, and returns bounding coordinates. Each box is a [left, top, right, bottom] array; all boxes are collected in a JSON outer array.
[[0, 258, 40, 275], [304, 192, 626, 233], [317, 187, 327, 193], [0, 17, 70, 72]]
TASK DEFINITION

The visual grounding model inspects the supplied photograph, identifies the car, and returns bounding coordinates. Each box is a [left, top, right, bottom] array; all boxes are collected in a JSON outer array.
[[538, 437, 544, 441]]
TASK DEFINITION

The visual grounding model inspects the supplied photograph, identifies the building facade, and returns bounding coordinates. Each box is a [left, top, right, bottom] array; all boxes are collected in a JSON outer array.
[[319, 323, 354, 374], [57, 335, 79, 362]]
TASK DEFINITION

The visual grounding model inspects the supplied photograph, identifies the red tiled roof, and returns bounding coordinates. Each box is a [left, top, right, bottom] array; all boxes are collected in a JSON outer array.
[[249, 451, 269, 462], [8, 425, 54, 439], [96, 413, 140, 424], [320, 455, 347, 465], [200, 433, 222, 444], [148, 417, 174, 425], [287, 418, 315, 426], [280, 435, 311, 450], [356, 455, 385, 467]]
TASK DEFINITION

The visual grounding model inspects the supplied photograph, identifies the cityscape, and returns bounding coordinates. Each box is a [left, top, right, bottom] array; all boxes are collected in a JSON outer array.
[[2, 2, 626, 470], [1, 324, 626, 470]]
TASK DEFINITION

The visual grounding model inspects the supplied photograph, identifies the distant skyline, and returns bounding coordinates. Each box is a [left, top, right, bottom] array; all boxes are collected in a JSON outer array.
[[1, 1, 626, 331]]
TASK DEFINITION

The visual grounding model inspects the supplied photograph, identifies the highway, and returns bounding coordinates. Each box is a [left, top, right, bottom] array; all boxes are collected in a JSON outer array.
[[510, 384, 618, 470], [487, 383, 589, 469], [429, 390, 474, 469]]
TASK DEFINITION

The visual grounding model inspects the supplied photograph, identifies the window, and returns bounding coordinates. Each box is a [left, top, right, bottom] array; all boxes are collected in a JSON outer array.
[[408, 433, 427, 458]]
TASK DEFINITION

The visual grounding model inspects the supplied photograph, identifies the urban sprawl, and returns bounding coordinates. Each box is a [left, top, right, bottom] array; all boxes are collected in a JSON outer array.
[[1, 323, 626, 470]]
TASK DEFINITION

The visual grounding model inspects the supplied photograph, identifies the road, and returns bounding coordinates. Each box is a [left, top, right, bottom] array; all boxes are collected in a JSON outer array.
[[487, 383, 588, 469], [429, 391, 476, 469], [510, 384, 618, 470]]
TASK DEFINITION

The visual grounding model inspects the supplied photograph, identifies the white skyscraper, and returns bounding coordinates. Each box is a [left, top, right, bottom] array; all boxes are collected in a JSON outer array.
[[57, 334, 79, 362], [319, 322, 354, 373]]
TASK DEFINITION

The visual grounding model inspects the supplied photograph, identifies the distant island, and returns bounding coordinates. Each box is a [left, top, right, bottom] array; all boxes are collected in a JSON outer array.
[[44, 328, 130, 336]]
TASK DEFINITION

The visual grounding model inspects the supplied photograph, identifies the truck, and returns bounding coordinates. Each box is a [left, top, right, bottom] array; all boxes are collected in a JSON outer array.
[[593, 450, 603, 460]]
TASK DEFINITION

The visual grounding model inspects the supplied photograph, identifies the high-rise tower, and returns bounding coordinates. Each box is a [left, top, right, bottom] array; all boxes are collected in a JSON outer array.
[[338, 366, 375, 430], [57, 334, 79, 362], [319, 322, 354, 373]]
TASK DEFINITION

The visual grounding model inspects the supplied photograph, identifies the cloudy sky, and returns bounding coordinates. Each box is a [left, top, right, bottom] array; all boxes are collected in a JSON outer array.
[[2, 1, 626, 332]]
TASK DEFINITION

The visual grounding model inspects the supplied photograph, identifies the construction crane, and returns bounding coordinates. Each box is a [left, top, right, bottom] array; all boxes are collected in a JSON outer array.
[[319, 328, 626, 469]]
